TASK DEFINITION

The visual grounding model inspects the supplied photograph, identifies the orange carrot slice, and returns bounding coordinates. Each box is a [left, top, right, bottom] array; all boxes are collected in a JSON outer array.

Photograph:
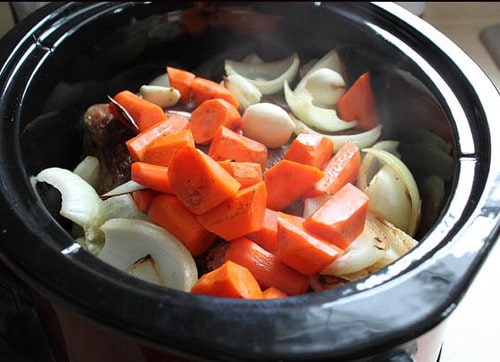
[[285, 133, 334, 169], [148, 193, 216, 256], [132, 189, 158, 213], [276, 212, 343, 276], [126, 113, 190, 161], [303, 183, 369, 249], [264, 159, 324, 211], [111, 90, 168, 132], [217, 161, 262, 189], [305, 140, 361, 198], [208, 126, 268, 168], [246, 208, 279, 253], [130, 162, 174, 194], [142, 129, 195, 167], [168, 147, 241, 215], [196, 181, 267, 241], [190, 77, 239, 108], [261, 287, 288, 299], [337, 72, 379, 131], [191, 260, 263, 299], [190, 98, 242, 144], [167, 66, 196, 103], [224, 237, 309, 296]]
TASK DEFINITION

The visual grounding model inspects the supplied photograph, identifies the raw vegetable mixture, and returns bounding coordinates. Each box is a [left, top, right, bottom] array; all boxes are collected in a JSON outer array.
[[34, 48, 422, 299]]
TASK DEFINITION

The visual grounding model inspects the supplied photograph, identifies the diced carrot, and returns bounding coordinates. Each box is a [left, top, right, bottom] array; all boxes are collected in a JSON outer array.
[[261, 287, 288, 299], [142, 129, 195, 167], [148, 193, 216, 256], [305, 140, 361, 198], [111, 90, 168, 133], [190, 77, 239, 109], [130, 162, 174, 194], [217, 161, 262, 189], [285, 133, 334, 169], [132, 189, 158, 213], [208, 126, 268, 168], [337, 72, 379, 131], [167, 66, 196, 103], [191, 260, 263, 299], [196, 181, 267, 241], [264, 159, 324, 211], [168, 147, 241, 215], [126, 113, 190, 161], [190, 98, 242, 144], [303, 183, 369, 249], [246, 208, 279, 253], [224, 237, 309, 296], [276, 212, 343, 276]]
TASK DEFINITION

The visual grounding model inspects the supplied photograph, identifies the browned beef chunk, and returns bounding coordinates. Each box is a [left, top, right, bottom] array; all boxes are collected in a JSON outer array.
[[82, 104, 135, 194]]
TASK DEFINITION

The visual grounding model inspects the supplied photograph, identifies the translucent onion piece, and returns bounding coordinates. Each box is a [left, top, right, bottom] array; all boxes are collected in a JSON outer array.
[[362, 148, 421, 236], [284, 81, 356, 132], [126, 255, 166, 286], [321, 214, 417, 277], [365, 165, 412, 232], [291, 115, 382, 152], [357, 140, 400, 191], [225, 53, 299, 95], [223, 73, 262, 111], [72, 156, 100, 190], [101, 194, 150, 222], [101, 180, 147, 199], [140, 85, 181, 108], [99, 218, 198, 291], [35, 167, 103, 227]]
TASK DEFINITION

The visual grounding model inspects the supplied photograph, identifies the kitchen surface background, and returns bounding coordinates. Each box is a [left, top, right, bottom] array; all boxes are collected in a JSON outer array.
[[0, 2, 499, 362]]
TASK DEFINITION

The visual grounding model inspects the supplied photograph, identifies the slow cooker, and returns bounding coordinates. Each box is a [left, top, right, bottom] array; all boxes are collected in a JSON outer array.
[[0, 2, 498, 361]]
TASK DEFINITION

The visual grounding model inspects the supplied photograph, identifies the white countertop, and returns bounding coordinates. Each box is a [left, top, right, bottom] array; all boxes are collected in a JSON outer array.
[[1, 3, 499, 362]]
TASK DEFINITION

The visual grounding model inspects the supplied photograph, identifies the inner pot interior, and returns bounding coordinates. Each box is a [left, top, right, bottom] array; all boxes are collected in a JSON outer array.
[[0, 2, 496, 361]]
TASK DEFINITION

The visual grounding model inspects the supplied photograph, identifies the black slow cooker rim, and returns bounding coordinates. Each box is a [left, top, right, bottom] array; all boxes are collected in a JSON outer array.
[[0, 2, 499, 360]]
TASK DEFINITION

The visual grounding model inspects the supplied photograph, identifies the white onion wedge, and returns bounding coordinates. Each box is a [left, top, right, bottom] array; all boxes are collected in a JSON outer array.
[[140, 85, 181, 108], [225, 53, 299, 95], [223, 73, 262, 111], [284, 81, 356, 132], [73, 156, 100, 190], [362, 148, 421, 236], [35, 167, 103, 227], [365, 165, 412, 232], [101, 180, 147, 199], [321, 214, 417, 277], [126, 255, 166, 286], [357, 140, 401, 191], [101, 194, 149, 222], [291, 115, 382, 152], [98, 218, 197, 291]]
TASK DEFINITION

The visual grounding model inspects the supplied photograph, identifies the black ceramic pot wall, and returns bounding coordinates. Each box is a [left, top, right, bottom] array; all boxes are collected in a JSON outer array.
[[0, 2, 498, 361]]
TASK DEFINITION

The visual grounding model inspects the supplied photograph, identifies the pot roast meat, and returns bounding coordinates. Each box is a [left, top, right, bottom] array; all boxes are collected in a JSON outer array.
[[82, 103, 135, 194]]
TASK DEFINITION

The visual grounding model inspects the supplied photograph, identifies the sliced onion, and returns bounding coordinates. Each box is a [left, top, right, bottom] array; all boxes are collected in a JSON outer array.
[[148, 73, 170, 87], [35, 167, 103, 227], [98, 218, 198, 291], [291, 114, 382, 152], [364, 165, 412, 232], [285, 81, 356, 132], [225, 53, 299, 95], [101, 194, 149, 222], [321, 214, 417, 278], [73, 156, 100, 190], [101, 180, 147, 199], [302, 68, 345, 108], [361, 148, 421, 236], [357, 140, 400, 192], [126, 255, 166, 286], [223, 73, 262, 111]]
